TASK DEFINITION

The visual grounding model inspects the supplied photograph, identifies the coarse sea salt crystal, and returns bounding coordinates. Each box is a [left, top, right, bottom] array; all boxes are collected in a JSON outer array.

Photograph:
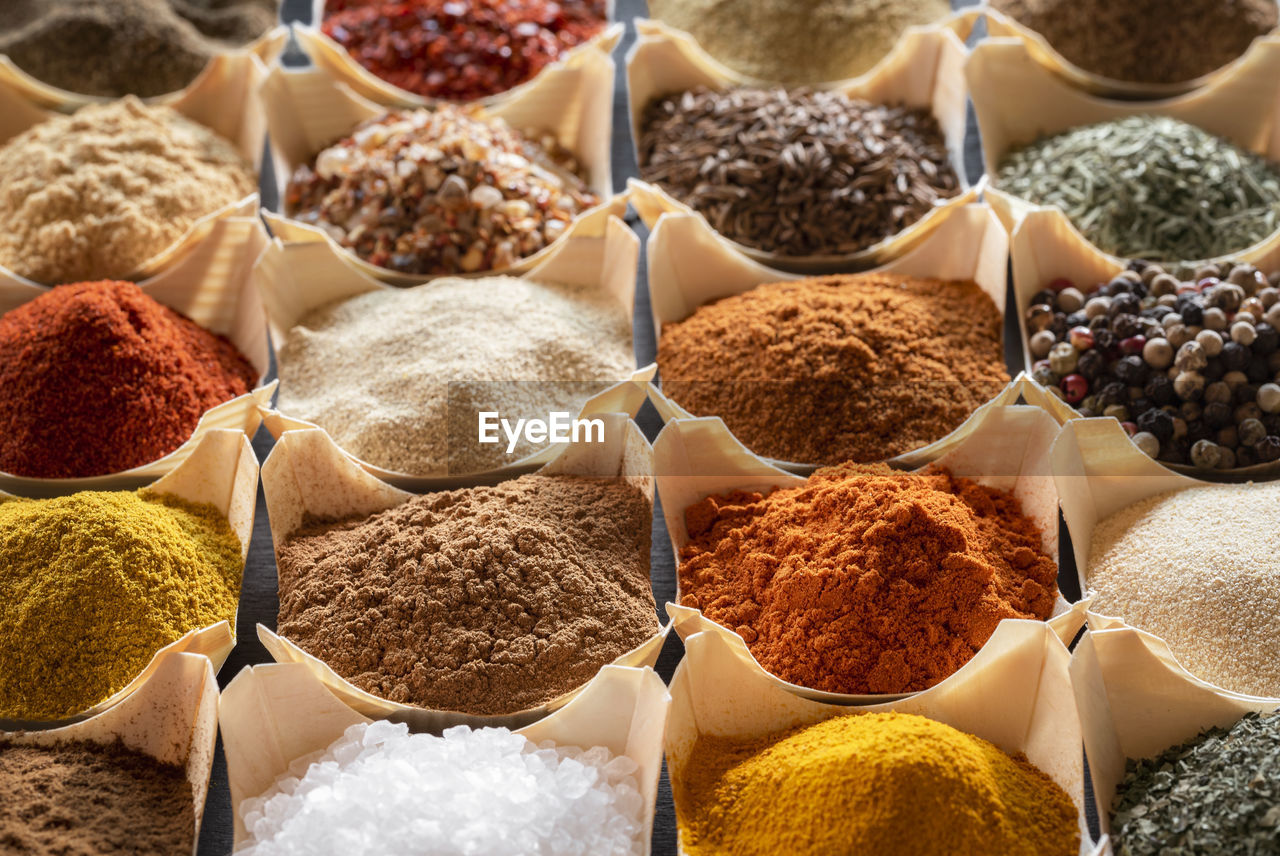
[[237, 723, 644, 856]]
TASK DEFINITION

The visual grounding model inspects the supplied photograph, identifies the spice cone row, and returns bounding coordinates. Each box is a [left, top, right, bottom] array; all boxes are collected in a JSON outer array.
[[654, 406, 1086, 705], [0, 428, 256, 728], [0, 216, 275, 493], [0, 650, 220, 856], [292, 14, 624, 110], [258, 60, 624, 286], [0, 26, 286, 113], [1010, 207, 1280, 481], [644, 203, 1020, 471], [1054, 418, 1280, 700], [626, 20, 978, 274], [257, 422, 671, 730], [252, 216, 653, 489], [667, 623, 1099, 855], [980, 5, 1280, 100], [1070, 625, 1280, 852], [969, 36, 1280, 251]]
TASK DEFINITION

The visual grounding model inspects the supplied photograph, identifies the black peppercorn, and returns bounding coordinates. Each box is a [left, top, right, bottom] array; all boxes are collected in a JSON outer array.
[[1253, 322, 1278, 356], [1109, 294, 1141, 317], [1089, 315, 1111, 333], [1097, 381, 1126, 408], [1255, 436, 1280, 463], [1112, 314, 1142, 339], [1235, 384, 1259, 405], [1264, 413, 1280, 435], [1177, 300, 1205, 327], [1237, 446, 1257, 467], [1077, 349, 1106, 381], [1187, 421, 1213, 444], [1094, 329, 1118, 354], [1222, 342, 1250, 371], [1065, 311, 1088, 329], [1137, 408, 1175, 443], [1112, 355, 1148, 385], [1032, 289, 1056, 307], [1202, 360, 1225, 382], [1246, 356, 1270, 384], [1204, 401, 1233, 428], [1050, 315, 1070, 338], [1144, 374, 1175, 405]]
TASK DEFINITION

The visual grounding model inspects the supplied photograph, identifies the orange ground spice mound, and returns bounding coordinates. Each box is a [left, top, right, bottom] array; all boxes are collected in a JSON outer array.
[[678, 464, 1058, 694]]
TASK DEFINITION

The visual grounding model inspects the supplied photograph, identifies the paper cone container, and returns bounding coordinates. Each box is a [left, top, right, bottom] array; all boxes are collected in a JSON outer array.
[[1011, 207, 1280, 481], [654, 406, 1087, 706], [1071, 625, 1280, 852], [668, 623, 1101, 856], [626, 18, 979, 274], [0, 27, 286, 113], [253, 215, 651, 488], [969, 35, 1280, 266], [0, 55, 267, 285], [258, 58, 624, 286], [0, 650, 220, 856], [0, 216, 275, 494], [981, 4, 1280, 100], [293, 0, 623, 111], [219, 660, 669, 852], [645, 203, 1024, 470], [0, 429, 257, 728], [257, 420, 671, 728]]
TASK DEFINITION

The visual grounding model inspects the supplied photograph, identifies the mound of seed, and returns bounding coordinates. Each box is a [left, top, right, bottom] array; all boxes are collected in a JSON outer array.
[[1087, 481, 1280, 697], [997, 116, 1280, 263], [638, 87, 960, 257], [286, 106, 597, 276], [1026, 261, 1280, 470]]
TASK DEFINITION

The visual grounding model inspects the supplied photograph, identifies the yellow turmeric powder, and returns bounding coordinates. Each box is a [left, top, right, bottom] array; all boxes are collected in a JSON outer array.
[[675, 712, 1080, 856], [0, 490, 243, 720]]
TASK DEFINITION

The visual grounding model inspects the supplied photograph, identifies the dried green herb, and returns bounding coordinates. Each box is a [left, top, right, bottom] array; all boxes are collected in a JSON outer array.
[[996, 116, 1280, 263], [1112, 712, 1280, 855]]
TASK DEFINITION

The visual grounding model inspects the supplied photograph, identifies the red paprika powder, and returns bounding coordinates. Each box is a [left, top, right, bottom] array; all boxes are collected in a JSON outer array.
[[0, 281, 258, 479], [678, 464, 1059, 695], [322, 0, 608, 101]]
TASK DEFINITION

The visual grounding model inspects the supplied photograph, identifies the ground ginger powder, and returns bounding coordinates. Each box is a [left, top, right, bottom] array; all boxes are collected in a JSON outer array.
[[679, 464, 1058, 694], [676, 713, 1080, 856], [0, 490, 243, 720]]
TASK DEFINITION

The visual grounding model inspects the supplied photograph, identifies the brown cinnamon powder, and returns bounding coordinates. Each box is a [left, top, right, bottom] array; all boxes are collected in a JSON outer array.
[[276, 474, 659, 715], [0, 738, 194, 855], [657, 273, 1008, 464]]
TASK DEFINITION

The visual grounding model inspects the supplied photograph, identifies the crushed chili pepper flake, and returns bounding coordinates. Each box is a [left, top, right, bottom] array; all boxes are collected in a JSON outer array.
[[285, 105, 599, 276], [322, 0, 608, 102]]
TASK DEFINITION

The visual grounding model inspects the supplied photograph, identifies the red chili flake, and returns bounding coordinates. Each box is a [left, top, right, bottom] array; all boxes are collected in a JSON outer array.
[[0, 281, 258, 479], [322, 0, 608, 101]]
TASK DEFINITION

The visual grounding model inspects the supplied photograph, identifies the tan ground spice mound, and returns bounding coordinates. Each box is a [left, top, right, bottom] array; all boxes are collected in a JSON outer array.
[[277, 474, 659, 715], [678, 464, 1058, 694], [657, 273, 1008, 464], [0, 738, 194, 855], [0, 97, 256, 284]]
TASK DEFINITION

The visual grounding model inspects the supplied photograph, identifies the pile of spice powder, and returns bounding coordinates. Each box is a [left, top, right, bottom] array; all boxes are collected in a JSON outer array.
[[992, 0, 1277, 86], [676, 713, 1080, 856], [286, 106, 598, 276], [648, 0, 950, 85], [0, 97, 256, 284], [240, 722, 643, 855], [277, 275, 634, 475], [0, 490, 243, 720], [0, 738, 195, 855], [996, 116, 1280, 263], [1087, 482, 1280, 698], [1111, 713, 1280, 856], [657, 273, 1008, 465], [638, 87, 959, 257], [322, 0, 607, 101], [678, 464, 1058, 695], [276, 473, 658, 715], [1025, 261, 1280, 470], [0, 1, 278, 98], [0, 281, 257, 479]]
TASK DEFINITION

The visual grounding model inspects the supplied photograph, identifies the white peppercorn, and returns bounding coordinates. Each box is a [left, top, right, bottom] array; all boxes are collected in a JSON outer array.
[[1150, 273, 1179, 296], [1085, 296, 1111, 318], [1265, 303, 1280, 327], [1029, 329, 1057, 359], [1203, 307, 1229, 331], [1175, 341, 1208, 373], [1131, 431, 1160, 458], [1049, 341, 1079, 375], [1216, 446, 1236, 469], [1194, 329, 1224, 358], [1231, 321, 1258, 346], [1259, 383, 1280, 414], [1260, 287, 1279, 308], [1161, 312, 1184, 330], [1235, 310, 1258, 326], [1204, 381, 1233, 405], [1142, 339, 1174, 370], [1167, 324, 1192, 349], [1174, 372, 1205, 400], [1240, 418, 1267, 446], [1224, 370, 1250, 388], [1157, 294, 1179, 308], [1104, 404, 1130, 421], [1057, 287, 1085, 313], [1190, 439, 1221, 469]]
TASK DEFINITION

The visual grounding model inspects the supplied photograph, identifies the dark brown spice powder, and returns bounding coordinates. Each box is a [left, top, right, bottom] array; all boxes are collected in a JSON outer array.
[[0, 738, 194, 856], [657, 273, 1009, 465], [276, 473, 659, 715]]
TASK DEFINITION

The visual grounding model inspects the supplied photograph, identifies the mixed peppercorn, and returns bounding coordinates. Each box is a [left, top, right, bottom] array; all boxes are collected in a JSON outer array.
[[1027, 261, 1280, 470], [322, 0, 608, 102], [285, 106, 598, 276]]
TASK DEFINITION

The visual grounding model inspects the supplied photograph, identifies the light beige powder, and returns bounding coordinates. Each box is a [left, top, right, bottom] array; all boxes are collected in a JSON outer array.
[[1087, 481, 1280, 697], [0, 97, 256, 284], [277, 275, 635, 476]]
